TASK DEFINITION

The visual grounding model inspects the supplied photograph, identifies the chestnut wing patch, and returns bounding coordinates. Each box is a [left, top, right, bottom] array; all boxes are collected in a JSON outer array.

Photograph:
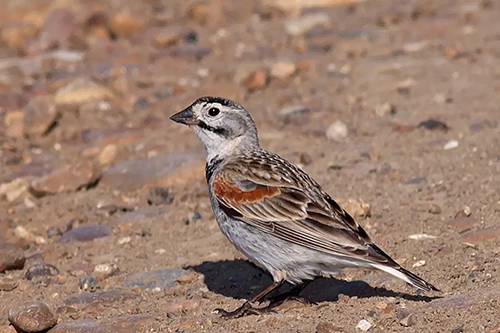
[[212, 177, 280, 204]]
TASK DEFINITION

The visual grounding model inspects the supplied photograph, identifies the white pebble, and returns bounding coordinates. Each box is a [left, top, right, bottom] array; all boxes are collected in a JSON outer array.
[[356, 319, 372, 331], [413, 260, 426, 268], [117, 236, 131, 245], [155, 248, 167, 254], [326, 120, 348, 142], [443, 140, 459, 150], [408, 234, 437, 240]]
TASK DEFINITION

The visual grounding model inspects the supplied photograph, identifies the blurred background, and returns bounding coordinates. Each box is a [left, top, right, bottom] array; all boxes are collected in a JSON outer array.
[[0, 0, 499, 332]]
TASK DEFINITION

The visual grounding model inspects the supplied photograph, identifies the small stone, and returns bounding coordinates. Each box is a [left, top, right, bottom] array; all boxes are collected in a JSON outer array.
[[284, 13, 331, 36], [93, 263, 118, 282], [123, 268, 190, 290], [117, 237, 131, 245], [54, 77, 114, 105], [110, 13, 144, 37], [164, 299, 201, 312], [316, 321, 343, 333], [300, 153, 313, 165], [451, 326, 464, 333], [461, 227, 500, 243], [79, 275, 98, 291], [153, 27, 184, 48], [147, 187, 175, 206], [241, 69, 268, 91], [278, 105, 310, 120], [408, 234, 437, 240], [447, 217, 478, 231], [326, 120, 348, 142], [100, 152, 204, 192], [23, 95, 60, 137], [8, 301, 58, 332], [4, 110, 25, 138], [98, 144, 118, 165], [356, 319, 372, 331], [454, 206, 471, 218], [403, 176, 427, 185], [30, 160, 94, 196], [417, 119, 450, 131], [443, 140, 459, 150], [0, 241, 25, 273], [412, 260, 426, 268], [375, 102, 396, 117], [428, 204, 442, 214], [336, 198, 371, 218], [270, 62, 297, 80], [25, 262, 59, 283], [47, 315, 154, 333], [0, 178, 29, 202], [0, 277, 19, 291], [59, 225, 110, 244], [397, 308, 416, 327], [14, 226, 47, 245]]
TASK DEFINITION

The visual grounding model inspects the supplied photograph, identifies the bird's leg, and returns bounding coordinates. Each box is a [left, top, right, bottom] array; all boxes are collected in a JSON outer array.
[[264, 280, 315, 309], [214, 281, 283, 318]]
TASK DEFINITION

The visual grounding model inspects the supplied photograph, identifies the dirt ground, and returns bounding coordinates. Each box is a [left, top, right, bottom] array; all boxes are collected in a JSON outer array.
[[1, 0, 499, 332]]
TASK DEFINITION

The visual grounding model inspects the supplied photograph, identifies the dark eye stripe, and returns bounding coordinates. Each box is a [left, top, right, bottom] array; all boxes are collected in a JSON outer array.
[[197, 121, 228, 136]]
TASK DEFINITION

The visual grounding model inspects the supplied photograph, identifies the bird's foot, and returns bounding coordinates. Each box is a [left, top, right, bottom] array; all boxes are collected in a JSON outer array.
[[214, 301, 274, 319]]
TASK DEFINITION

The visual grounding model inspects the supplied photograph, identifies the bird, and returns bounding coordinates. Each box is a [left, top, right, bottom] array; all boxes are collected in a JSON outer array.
[[170, 96, 438, 318]]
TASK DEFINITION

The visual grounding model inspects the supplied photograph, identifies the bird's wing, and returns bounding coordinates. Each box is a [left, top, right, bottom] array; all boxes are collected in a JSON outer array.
[[211, 156, 395, 266]]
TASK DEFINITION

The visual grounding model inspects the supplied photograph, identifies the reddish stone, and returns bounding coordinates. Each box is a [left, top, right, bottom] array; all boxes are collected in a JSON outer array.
[[461, 226, 500, 242]]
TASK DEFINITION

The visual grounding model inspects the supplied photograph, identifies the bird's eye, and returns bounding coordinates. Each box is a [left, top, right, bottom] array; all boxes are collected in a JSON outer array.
[[208, 107, 220, 117]]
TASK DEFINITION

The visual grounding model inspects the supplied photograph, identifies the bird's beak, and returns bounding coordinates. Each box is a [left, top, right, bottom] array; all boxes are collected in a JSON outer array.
[[170, 107, 200, 126]]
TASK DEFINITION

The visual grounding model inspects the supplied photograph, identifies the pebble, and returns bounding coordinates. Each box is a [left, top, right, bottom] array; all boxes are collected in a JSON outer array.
[[100, 152, 204, 192], [0, 178, 29, 202], [79, 275, 98, 291], [147, 187, 175, 206], [93, 263, 118, 282], [8, 301, 58, 332], [110, 13, 144, 37], [0, 21, 38, 48], [59, 225, 110, 244], [443, 140, 459, 150], [153, 27, 185, 48], [397, 308, 416, 327], [23, 95, 59, 138], [326, 120, 348, 142], [284, 13, 331, 36], [0, 277, 19, 291], [47, 315, 154, 333], [14, 226, 47, 245], [447, 217, 478, 231], [117, 236, 131, 245], [451, 326, 464, 333], [461, 226, 500, 243], [336, 198, 371, 218], [123, 268, 190, 290], [412, 260, 426, 268], [54, 77, 114, 105], [355, 319, 372, 331], [408, 233, 437, 240], [418, 118, 450, 131], [403, 176, 427, 185], [375, 102, 396, 117], [98, 144, 118, 165], [270, 62, 297, 80], [25, 262, 60, 283], [0, 241, 25, 273], [428, 204, 442, 214], [30, 161, 94, 197], [454, 206, 471, 218], [241, 69, 268, 91]]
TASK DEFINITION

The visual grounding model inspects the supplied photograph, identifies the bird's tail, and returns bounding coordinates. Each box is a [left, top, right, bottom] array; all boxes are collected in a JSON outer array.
[[372, 263, 439, 292]]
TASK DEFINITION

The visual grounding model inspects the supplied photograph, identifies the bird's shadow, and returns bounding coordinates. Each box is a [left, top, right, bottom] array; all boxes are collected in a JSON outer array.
[[188, 259, 439, 303]]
